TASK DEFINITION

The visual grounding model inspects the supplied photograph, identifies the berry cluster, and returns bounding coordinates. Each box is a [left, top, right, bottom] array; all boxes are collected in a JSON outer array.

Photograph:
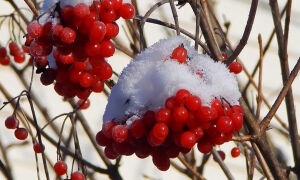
[[53, 160, 84, 179], [0, 42, 27, 65], [4, 115, 29, 140], [25, 0, 135, 104], [96, 89, 244, 171]]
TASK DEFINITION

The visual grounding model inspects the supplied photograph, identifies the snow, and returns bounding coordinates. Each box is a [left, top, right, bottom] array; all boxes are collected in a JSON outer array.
[[103, 36, 241, 123]]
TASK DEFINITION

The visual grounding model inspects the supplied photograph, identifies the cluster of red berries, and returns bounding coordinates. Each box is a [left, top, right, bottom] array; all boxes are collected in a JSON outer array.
[[96, 89, 244, 171], [0, 42, 27, 65], [53, 160, 85, 180], [24, 0, 135, 105], [4, 115, 28, 140]]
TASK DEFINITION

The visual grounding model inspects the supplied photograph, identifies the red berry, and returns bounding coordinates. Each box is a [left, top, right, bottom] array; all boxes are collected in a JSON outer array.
[[165, 96, 177, 110], [193, 127, 204, 140], [0, 56, 10, 65], [0, 47, 7, 58], [104, 145, 119, 159], [222, 104, 233, 116], [76, 99, 90, 110], [92, 79, 104, 93], [80, 72, 94, 88], [232, 105, 243, 115], [54, 161, 67, 176], [14, 52, 25, 63], [27, 21, 43, 38], [173, 106, 189, 123], [142, 111, 156, 128], [96, 130, 110, 146], [14, 128, 28, 140], [5, 116, 19, 129], [105, 22, 119, 39], [231, 113, 243, 131], [180, 131, 196, 149], [197, 139, 213, 154], [229, 61, 243, 74], [148, 123, 169, 146], [196, 106, 218, 122], [100, 9, 117, 23], [60, 27, 76, 44], [90, 1, 101, 12], [92, 60, 113, 80], [33, 143, 45, 153], [71, 171, 85, 180], [9, 42, 20, 56], [112, 125, 128, 143], [231, 147, 240, 158], [85, 41, 101, 57], [185, 95, 201, 111], [99, 40, 115, 57], [102, 121, 116, 139], [175, 89, 190, 104], [30, 39, 52, 57], [155, 108, 171, 124], [214, 150, 226, 161], [129, 120, 146, 139], [152, 154, 170, 171], [216, 116, 233, 133], [171, 46, 187, 63], [211, 98, 223, 115], [73, 3, 90, 19], [89, 21, 106, 42], [101, 0, 117, 10], [118, 3, 135, 20]]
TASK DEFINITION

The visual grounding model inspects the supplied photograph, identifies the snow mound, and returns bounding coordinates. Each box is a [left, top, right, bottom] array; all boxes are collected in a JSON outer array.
[[103, 36, 241, 123]]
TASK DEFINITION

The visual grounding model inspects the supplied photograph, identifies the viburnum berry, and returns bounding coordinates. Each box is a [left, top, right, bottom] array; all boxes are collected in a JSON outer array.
[[5, 116, 19, 129], [9, 42, 20, 56], [172, 106, 189, 123], [80, 72, 94, 88], [196, 106, 218, 122], [92, 60, 113, 80], [193, 127, 204, 140], [89, 21, 106, 42], [76, 99, 90, 110], [142, 111, 156, 128], [71, 171, 85, 180], [61, 5, 74, 23], [112, 125, 128, 143], [73, 3, 90, 20], [105, 22, 119, 39], [84, 41, 101, 57], [96, 130, 110, 146], [101, 0, 116, 10], [40, 68, 56, 86], [155, 108, 171, 124], [99, 40, 115, 57], [152, 154, 170, 171], [90, 1, 101, 12], [232, 105, 243, 115], [14, 52, 25, 63], [33, 142, 45, 153], [104, 145, 119, 159], [60, 27, 76, 44], [100, 9, 118, 23], [148, 123, 169, 146], [102, 121, 117, 139], [0, 56, 10, 65], [14, 128, 28, 140], [165, 96, 177, 110], [92, 79, 104, 93], [54, 161, 67, 176], [175, 89, 190, 104], [171, 46, 187, 63], [214, 150, 226, 161], [129, 119, 146, 139], [185, 95, 201, 111], [231, 147, 241, 158], [29, 38, 52, 57], [229, 61, 243, 74], [27, 21, 43, 38], [197, 139, 213, 154], [231, 113, 243, 131], [118, 3, 135, 20], [0, 47, 7, 58], [216, 116, 233, 133], [180, 131, 196, 149]]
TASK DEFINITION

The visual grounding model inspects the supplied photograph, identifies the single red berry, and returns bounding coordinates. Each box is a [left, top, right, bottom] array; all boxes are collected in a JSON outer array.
[[27, 21, 43, 38], [105, 22, 119, 39], [216, 116, 233, 133], [0, 47, 7, 58], [89, 21, 106, 42], [118, 3, 135, 19], [80, 72, 94, 88], [96, 130, 110, 146], [232, 105, 243, 115], [211, 98, 223, 115], [92, 79, 104, 93], [33, 143, 45, 153], [171, 46, 187, 63], [76, 99, 90, 110], [30, 38, 52, 57], [92, 60, 113, 80], [214, 150, 226, 161], [155, 108, 171, 124], [193, 127, 204, 140], [71, 171, 85, 180], [180, 131, 196, 149], [152, 155, 170, 171], [100, 9, 117, 22], [165, 96, 177, 110], [142, 111, 156, 128], [14, 128, 28, 140], [222, 103, 233, 116], [9, 42, 20, 56], [73, 3, 90, 19], [185, 95, 201, 111], [148, 123, 169, 146], [197, 139, 213, 154], [231, 113, 243, 131], [196, 106, 218, 122], [54, 161, 67, 176], [0, 56, 10, 65], [61, 5, 74, 23], [229, 61, 243, 74], [173, 106, 189, 123], [231, 147, 241, 158], [60, 27, 76, 44], [99, 40, 115, 57], [85, 41, 101, 57], [175, 89, 190, 104], [129, 120, 146, 139], [112, 125, 128, 143], [14, 52, 25, 63], [101, 0, 115, 10], [5, 116, 19, 129], [104, 145, 119, 159]]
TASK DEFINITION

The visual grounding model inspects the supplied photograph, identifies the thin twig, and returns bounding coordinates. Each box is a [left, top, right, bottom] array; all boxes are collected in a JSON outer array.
[[256, 34, 263, 118], [169, 0, 180, 35], [211, 149, 234, 180]]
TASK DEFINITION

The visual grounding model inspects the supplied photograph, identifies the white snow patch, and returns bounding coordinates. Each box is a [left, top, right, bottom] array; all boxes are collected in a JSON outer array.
[[103, 36, 241, 123]]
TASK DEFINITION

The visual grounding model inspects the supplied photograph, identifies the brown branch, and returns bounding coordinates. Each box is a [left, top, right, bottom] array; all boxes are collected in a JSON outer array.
[[250, 142, 272, 179], [6, 0, 29, 24], [256, 34, 263, 118], [178, 154, 205, 180], [211, 149, 234, 180], [24, 0, 38, 17], [224, 0, 259, 64], [169, 0, 180, 35]]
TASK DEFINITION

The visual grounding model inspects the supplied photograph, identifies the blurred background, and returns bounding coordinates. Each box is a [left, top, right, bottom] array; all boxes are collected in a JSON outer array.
[[0, 0, 300, 179]]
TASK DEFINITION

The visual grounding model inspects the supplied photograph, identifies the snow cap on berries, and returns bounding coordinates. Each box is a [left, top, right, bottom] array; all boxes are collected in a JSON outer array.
[[103, 36, 241, 123]]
